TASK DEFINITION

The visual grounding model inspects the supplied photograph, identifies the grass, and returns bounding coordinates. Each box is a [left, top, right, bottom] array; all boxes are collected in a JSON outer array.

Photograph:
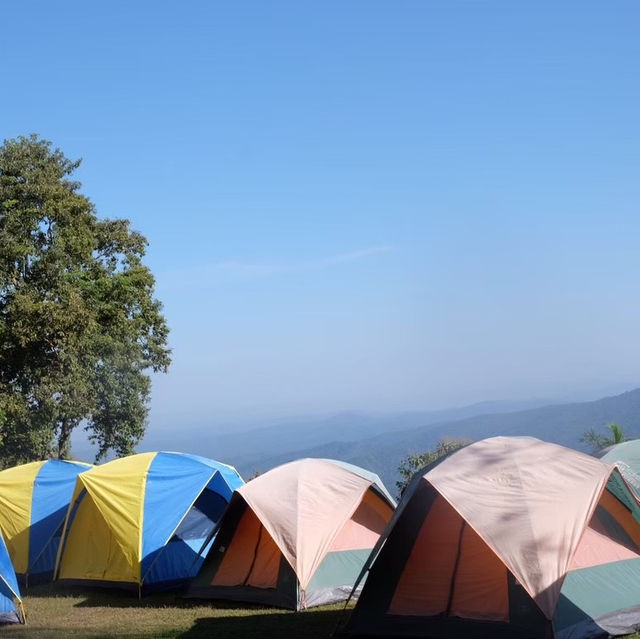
[[4, 585, 350, 639], [10, 586, 640, 639]]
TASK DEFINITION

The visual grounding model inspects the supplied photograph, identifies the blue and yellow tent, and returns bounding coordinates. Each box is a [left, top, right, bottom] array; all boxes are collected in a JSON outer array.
[[0, 460, 92, 583], [0, 532, 24, 624], [55, 451, 243, 592]]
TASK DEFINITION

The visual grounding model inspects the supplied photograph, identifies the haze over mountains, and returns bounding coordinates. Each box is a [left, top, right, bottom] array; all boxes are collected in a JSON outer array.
[[72, 387, 640, 495], [225, 388, 640, 492], [155, 388, 640, 491]]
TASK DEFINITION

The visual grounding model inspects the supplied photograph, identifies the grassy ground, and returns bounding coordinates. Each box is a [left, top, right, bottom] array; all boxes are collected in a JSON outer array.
[[4, 585, 349, 639], [9, 586, 640, 639]]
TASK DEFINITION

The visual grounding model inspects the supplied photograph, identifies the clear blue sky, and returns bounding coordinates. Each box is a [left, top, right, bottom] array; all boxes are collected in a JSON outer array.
[[2, 1, 640, 429]]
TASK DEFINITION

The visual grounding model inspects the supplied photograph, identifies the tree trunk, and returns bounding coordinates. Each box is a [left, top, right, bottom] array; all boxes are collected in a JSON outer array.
[[57, 419, 73, 459]]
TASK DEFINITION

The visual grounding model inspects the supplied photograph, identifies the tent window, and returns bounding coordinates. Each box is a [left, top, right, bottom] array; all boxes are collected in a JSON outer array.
[[170, 489, 227, 543], [569, 489, 640, 571]]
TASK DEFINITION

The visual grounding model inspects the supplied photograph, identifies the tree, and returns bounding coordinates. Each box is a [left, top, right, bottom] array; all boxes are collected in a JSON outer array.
[[0, 135, 171, 464], [581, 422, 627, 455], [396, 437, 469, 498]]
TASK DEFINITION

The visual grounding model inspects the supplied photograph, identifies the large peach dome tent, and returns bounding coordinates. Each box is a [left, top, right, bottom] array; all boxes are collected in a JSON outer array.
[[345, 436, 640, 639]]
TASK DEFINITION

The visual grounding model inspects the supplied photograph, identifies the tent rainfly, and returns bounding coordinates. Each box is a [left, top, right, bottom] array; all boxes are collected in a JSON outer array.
[[54, 452, 243, 592], [0, 532, 24, 625], [345, 436, 640, 639], [597, 438, 640, 498], [0, 459, 92, 583], [188, 458, 395, 610]]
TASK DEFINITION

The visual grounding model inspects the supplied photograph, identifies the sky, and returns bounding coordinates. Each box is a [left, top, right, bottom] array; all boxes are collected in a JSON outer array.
[[2, 1, 640, 432]]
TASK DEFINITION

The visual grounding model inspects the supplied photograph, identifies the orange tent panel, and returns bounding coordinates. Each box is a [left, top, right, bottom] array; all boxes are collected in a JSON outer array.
[[212, 508, 280, 589], [389, 493, 508, 622]]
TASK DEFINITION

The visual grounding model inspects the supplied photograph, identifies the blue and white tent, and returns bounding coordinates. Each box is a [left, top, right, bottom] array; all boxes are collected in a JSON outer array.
[[0, 532, 23, 624]]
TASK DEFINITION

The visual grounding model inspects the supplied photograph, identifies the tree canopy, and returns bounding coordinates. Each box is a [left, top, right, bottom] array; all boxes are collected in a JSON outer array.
[[581, 422, 627, 455], [0, 135, 171, 464]]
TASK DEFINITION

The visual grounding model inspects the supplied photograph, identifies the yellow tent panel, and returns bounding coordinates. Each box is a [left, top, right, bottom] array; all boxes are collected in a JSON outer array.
[[0, 461, 47, 574], [57, 453, 155, 584]]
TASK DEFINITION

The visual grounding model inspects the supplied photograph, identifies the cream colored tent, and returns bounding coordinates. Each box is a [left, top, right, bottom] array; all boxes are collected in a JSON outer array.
[[188, 458, 395, 609], [346, 437, 640, 639]]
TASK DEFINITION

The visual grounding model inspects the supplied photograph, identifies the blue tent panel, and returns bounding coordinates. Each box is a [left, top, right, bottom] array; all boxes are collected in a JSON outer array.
[[141, 452, 243, 586], [181, 453, 244, 500], [30, 460, 90, 576], [0, 535, 22, 624]]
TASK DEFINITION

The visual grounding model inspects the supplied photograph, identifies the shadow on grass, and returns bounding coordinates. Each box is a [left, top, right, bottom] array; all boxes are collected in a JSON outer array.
[[25, 583, 324, 614], [177, 608, 344, 639], [21, 585, 352, 638], [71, 591, 279, 611], [23, 583, 206, 610]]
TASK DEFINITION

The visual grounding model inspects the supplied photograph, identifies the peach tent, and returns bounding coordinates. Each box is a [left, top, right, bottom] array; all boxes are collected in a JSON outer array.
[[188, 458, 395, 610], [345, 436, 640, 639]]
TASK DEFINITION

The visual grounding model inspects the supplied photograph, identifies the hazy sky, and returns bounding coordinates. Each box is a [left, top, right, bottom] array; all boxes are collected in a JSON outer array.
[[3, 1, 640, 429]]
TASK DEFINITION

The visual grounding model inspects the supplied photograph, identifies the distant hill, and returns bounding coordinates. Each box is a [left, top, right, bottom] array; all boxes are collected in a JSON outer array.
[[231, 388, 640, 495], [128, 397, 548, 468], [70, 388, 640, 496], [71, 397, 547, 465]]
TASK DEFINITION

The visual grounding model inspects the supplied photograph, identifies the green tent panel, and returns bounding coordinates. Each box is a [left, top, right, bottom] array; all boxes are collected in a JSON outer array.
[[598, 439, 640, 499]]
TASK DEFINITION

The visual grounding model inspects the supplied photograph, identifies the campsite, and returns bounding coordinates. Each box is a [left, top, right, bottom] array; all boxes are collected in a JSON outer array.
[[3, 2, 640, 638], [3, 438, 640, 638]]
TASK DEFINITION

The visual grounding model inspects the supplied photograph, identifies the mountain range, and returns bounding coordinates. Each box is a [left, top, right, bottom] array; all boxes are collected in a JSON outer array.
[[132, 388, 640, 497]]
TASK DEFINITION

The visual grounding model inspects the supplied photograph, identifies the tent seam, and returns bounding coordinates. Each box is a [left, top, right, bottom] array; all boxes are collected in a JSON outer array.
[[23, 461, 44, 575], [137, 453, 157, 584]]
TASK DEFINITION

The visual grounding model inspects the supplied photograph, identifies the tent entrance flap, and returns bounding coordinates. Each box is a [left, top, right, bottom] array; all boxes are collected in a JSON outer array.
[[388, 492, 508, 622], [212, 507, 280, 589]]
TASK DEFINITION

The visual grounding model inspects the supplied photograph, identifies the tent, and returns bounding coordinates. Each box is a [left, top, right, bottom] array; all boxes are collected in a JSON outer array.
[[0, 532, 24, 624], [188, 458, 395, 610], [597, 439, 640, 497], [0, 459, 92, 583], [345, 436, 640, 639], [54, 451, 243, 592]]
